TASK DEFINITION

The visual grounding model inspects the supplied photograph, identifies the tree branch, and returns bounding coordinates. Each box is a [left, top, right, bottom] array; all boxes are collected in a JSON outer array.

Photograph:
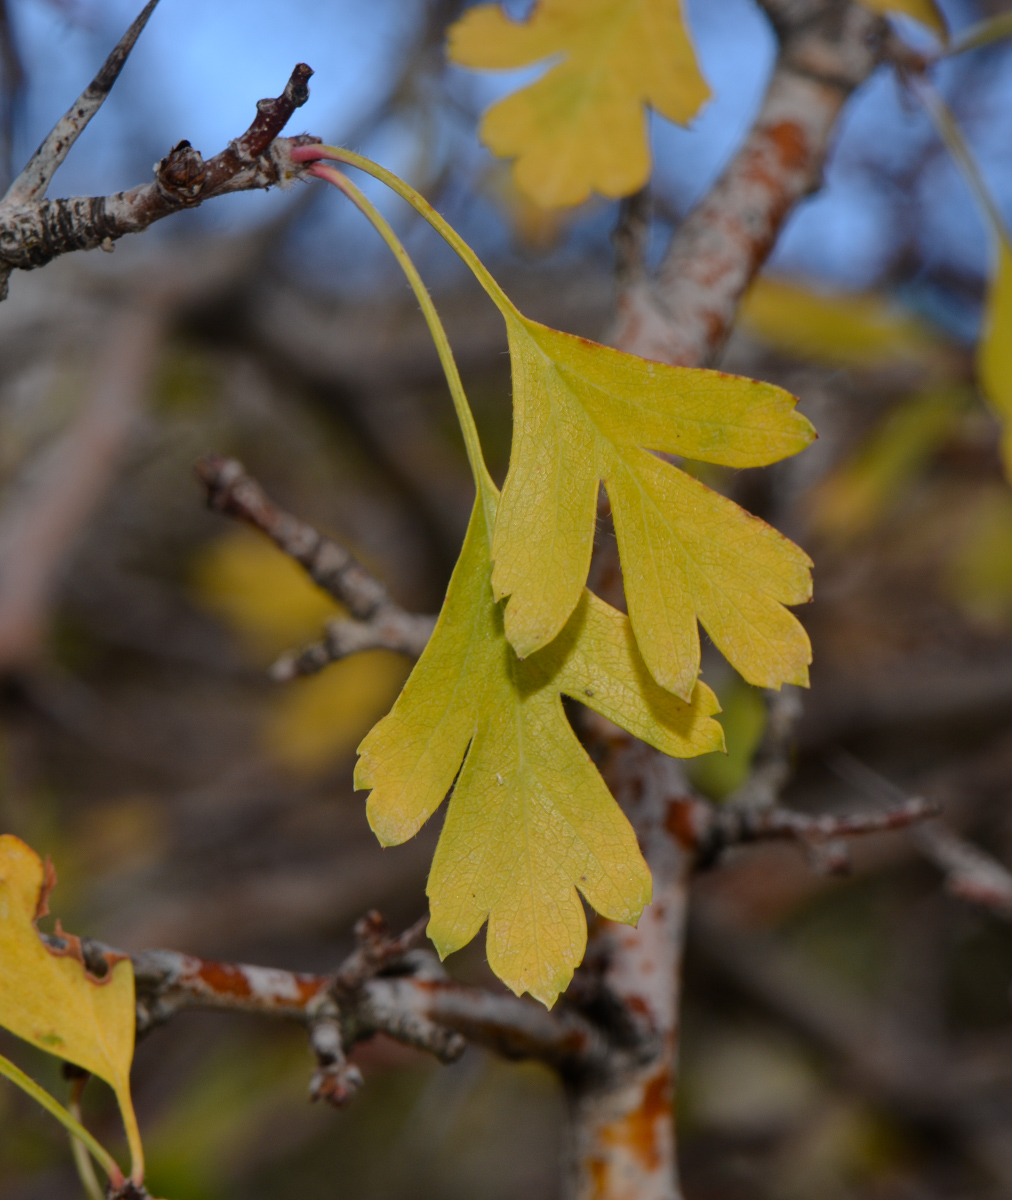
[[612, 0, 885, 366], [0, 54, 318, 295], [3, 0, 160, 207], [195, 455, 436, 679]]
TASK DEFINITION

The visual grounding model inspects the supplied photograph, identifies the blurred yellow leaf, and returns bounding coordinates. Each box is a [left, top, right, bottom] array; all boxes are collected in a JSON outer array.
[[687, 677, 766, 802], [490, 314, 816, 700], [358, 495, 723, 1006], [0, 835, 143, 1177], [191, 530, 341, 658], [740, 277, 936, 368], [447, 0, 709, 207], [267, 651, 410, 774], [483, 162, 574, 253], [978, 237, 1012, 480], [810, 386, 969, 539], [859, 0, 946, 34], [946, 487, 1012, 627]]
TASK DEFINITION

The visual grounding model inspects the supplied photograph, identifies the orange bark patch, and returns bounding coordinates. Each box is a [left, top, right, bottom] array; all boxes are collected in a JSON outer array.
[[600, 1069, 672, 1174], [196, 961, 253, 998], [767, 121, 808, 172]]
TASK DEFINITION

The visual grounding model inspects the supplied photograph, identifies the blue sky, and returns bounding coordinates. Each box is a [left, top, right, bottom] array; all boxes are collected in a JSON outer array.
[[7, 0, 1012, 320]]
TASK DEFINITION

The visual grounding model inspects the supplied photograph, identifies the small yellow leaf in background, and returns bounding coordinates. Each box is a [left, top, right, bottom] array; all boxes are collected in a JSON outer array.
[[810, 386, 969, 540], [0, 835, 142, 1172], [490, 314, 815, 701], [358, 496, 723, 1007], [945, 487, 1012, 628], [858, 0, 947, 35], [740, 277, 937, 368], [193, 531, 408, 774], [978, 238, 1012, 480], [267, 651, 410, 774], [688, 677, 766, 802], [448, 0, 710, 207], [191, 530, 341, 659]]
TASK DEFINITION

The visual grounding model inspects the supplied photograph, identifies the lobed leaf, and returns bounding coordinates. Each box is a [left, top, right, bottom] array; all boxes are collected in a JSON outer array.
[[740, 277, 938, 368], [447, 0, 709, 208], [357, 496, 723, 1007], [859, 0, 947, 34], [979, 237, 1012, 480], [491, 314, 815, 701], [0, 835, 143, 1177]]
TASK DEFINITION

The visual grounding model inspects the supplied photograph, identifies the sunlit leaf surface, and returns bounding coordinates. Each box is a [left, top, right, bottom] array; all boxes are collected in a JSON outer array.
[[448, 0, 709, 207], [357, 496, 723, 1006], [490, 315, 816, 700]]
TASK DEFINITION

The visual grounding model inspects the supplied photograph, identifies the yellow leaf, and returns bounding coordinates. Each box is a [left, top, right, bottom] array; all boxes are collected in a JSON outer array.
[[811, 386, 969, 539], [357, 497, 723, 1007], [687, 676, 767, 802], [0, 836, 143, 1176], [447, 0, 710, 207], [979, 237, 1012, 479], [490, 315, 815, 700], [267, 650, 410, 774], [191, 530, 341, 659], [945, 487, 1012, 628], [740, 277, 936, 368], [858, 0, 947, 34]]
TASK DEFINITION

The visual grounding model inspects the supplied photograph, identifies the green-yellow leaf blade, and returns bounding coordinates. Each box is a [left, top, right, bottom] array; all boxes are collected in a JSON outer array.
[[491, 313, 815, 697], [979, 237, 1012, 479], [0, 836, 143, 1179], [358, 497, 722, 1006], [859, 0, 946, 35], [447, 0, 710, 208]]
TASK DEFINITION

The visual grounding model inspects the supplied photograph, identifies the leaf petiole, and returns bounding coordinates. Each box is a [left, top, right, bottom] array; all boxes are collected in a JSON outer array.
[[942, 11, 1012, 58], [306, 161, 498, 524], [293, 145, 520, 327], [911, 77, 1007, 243], [0, 1053, 125, 1189]]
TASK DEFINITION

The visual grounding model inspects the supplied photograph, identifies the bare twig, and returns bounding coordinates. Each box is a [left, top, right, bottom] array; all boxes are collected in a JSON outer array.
[[832, 752, 1012, 918], [0, 0, 24, 195], [0, 59, 317, 293], [3, 0, 160, 207], [119, 935, 610, 1080], [916, 824, 1012, 917], [196, 455, 436, 678]]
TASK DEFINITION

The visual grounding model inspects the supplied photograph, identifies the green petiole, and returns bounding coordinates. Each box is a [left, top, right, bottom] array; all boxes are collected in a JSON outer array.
[[912, 77, 1008, 245], [307, 161, 499, 527], [295, 145, 522, 327], [0, 1053, 125, 1189]]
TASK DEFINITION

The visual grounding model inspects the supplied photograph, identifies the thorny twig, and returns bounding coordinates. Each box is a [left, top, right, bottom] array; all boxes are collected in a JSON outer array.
[[832, 752, 1012, 919], [2, 0, 159, 207], [0, 0, 319, 297], [195, 455, 436, 679]]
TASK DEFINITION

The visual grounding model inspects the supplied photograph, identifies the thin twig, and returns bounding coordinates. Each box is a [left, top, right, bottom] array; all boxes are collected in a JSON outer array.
[[116, 934, 610, 1081], [196, 455, 436, 678], [3, 0, 160, 207], [0, 0, 24, 195], [832, 752, 1012, 918], [0, 62, 318, 293]]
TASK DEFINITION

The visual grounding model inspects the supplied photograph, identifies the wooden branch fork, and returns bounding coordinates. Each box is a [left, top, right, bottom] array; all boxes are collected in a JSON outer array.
[[0, 0, 319, 298]]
